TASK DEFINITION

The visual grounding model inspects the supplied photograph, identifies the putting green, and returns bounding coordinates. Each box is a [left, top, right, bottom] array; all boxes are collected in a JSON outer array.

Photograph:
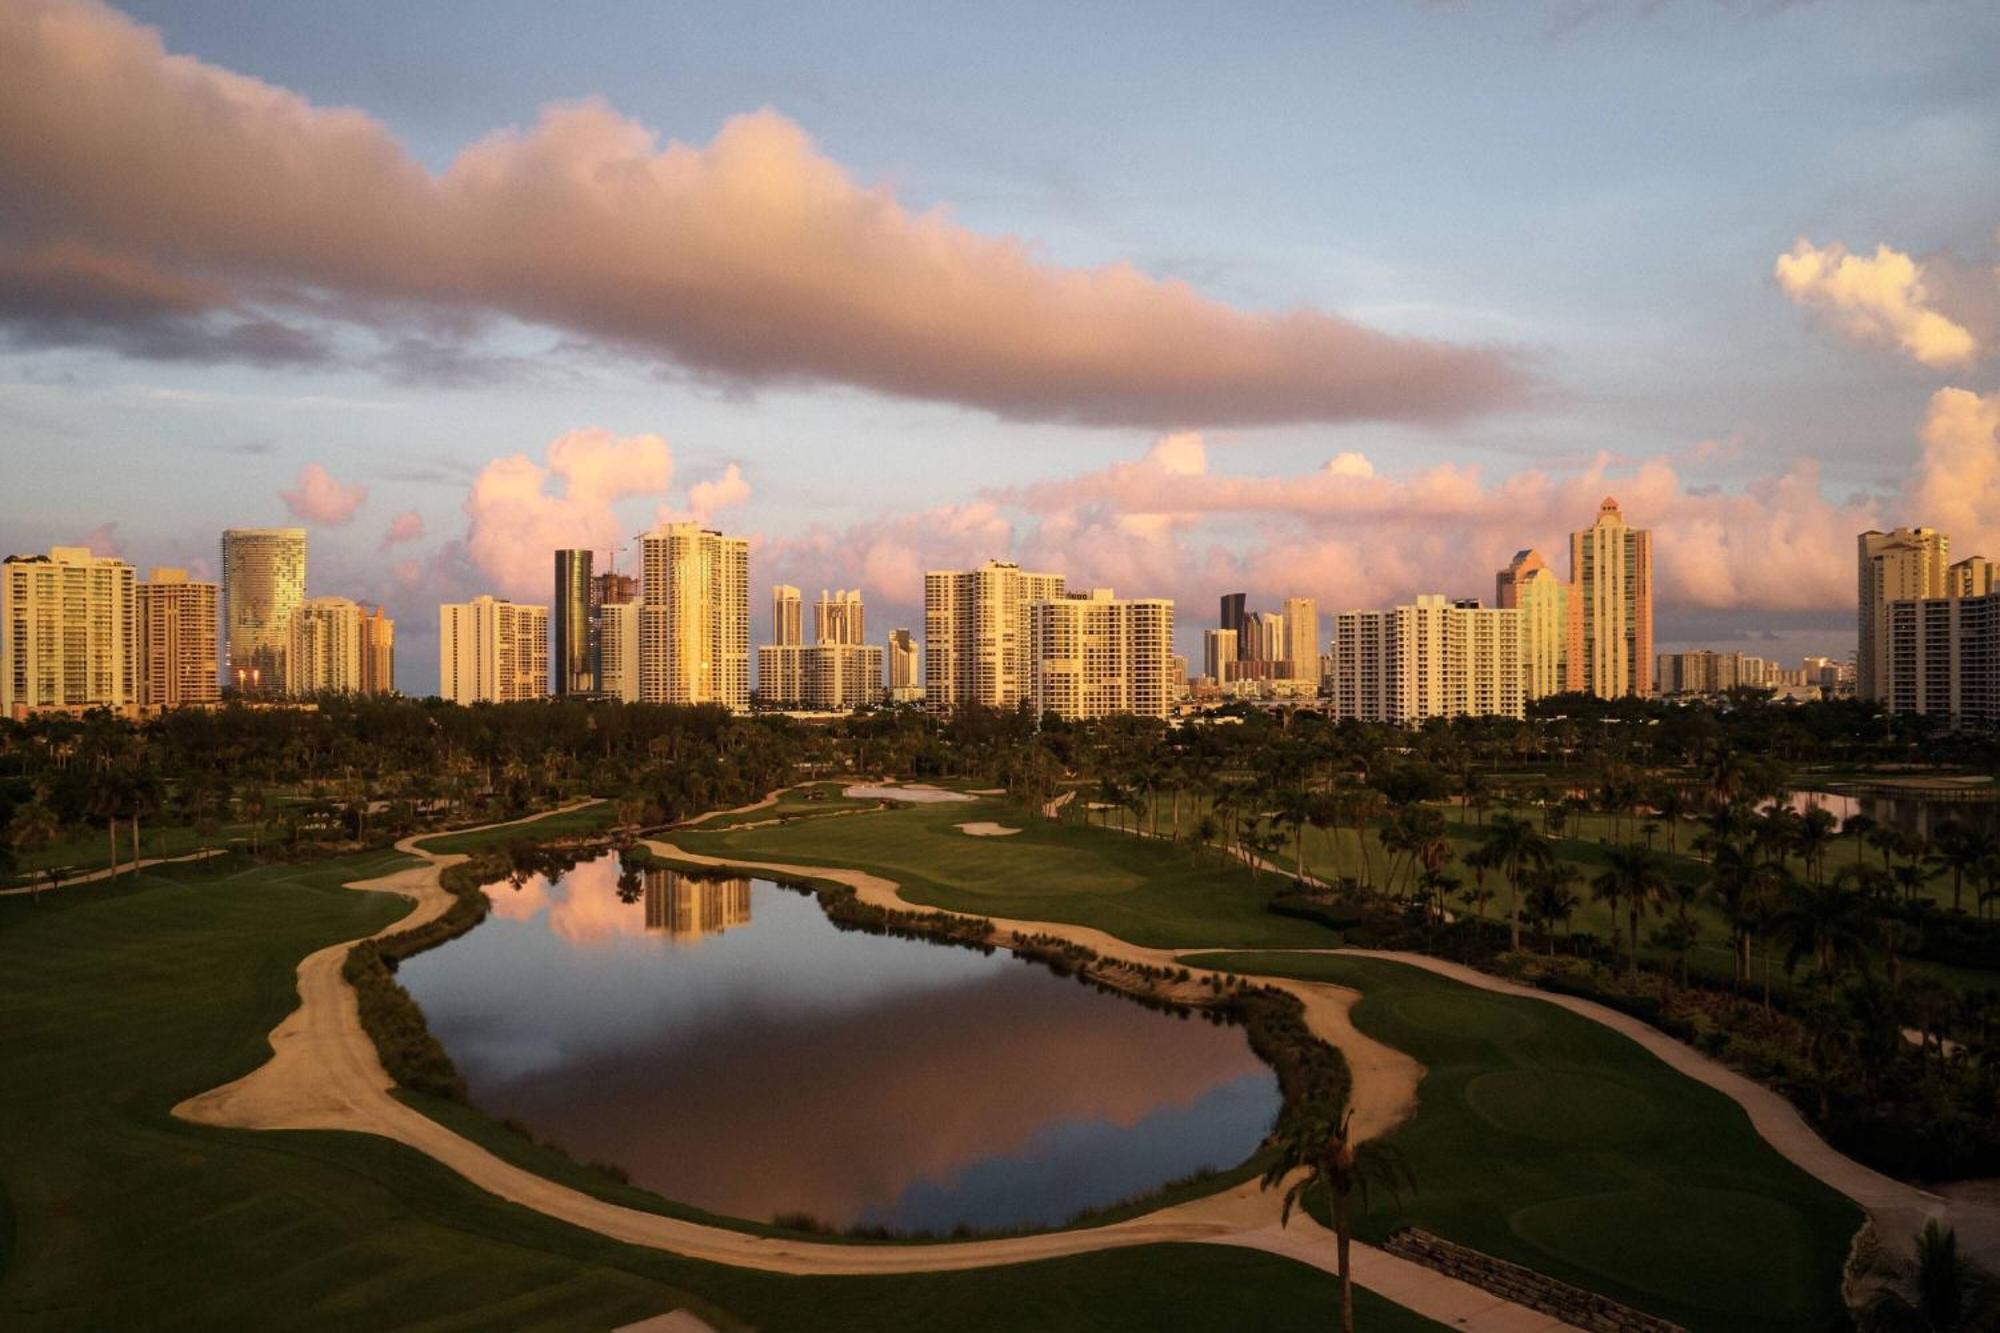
[[1464, 1070, 1658, 1146], [1510, 1186, 1816, 1317]]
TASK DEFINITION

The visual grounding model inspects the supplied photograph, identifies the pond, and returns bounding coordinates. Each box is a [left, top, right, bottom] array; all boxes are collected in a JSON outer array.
[[397, 853, 1281, 1234], [1786, 789, 2000, 840]]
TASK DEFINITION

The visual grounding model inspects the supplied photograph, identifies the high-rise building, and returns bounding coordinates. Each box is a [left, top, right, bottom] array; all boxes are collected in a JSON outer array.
[[757, 585, 882, 710], [439, 596, 548, 704], [1569, 498, 1653, 698], [220, 527, 305, 695], [1884, 591, 2000, 726], [1026, 589, 1175, 721], [887, 627, 921, 702], [599, 600, 641, 703], [815, 589, 865, 645], [1282, 597, 1320, 685], [772, 585, 803, 646], [136, 567, 219, 710], [553, 549, 595, 695], [1242, 610, 1288, 674], [1219, 592, 1247, 658], [2, 546, 137, 718], [286, 596, 365, 695], [1202, 628, 1238, 684], [591, 568, 637, 695], [923, 560, 1065, 713], [359, 604, 395, 696], [1857, 527, 1948, 701], [639, 523, 750, 711], [1496, 548, 1569, 700], [1947, 556, 1995, 599], [1331, 595, 1522, 724]]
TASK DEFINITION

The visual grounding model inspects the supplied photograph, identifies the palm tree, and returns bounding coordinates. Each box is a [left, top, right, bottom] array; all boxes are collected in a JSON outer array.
[[8, 802, 60, 901], [1261, 1104, 1416, 1333], [1858, 1221, 1998, 1332], [1525, 864, 1581, 955], [1931, 822, 1993, 915], [1479, 814, 1553, 953], [1843, 812, 1878, 870], [1795, 806, 1839, 886], [1770, 880, 1875, 992], [1591, 844, 1670, 979]]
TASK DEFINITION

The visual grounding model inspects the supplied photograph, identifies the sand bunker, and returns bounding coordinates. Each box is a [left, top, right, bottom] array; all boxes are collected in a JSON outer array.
[[842, 783, 973, 804], [957, 822, 1022, 837]]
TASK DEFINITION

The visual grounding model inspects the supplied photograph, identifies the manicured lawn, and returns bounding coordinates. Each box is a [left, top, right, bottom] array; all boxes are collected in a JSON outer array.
[[689, 782, 886, 830], [2, 819, 252, 885], [675, 798, 1341, 949], [1184, 951, 1862, 1333], [411, 800, 617, 855], [0, 849, 1433, 1331]]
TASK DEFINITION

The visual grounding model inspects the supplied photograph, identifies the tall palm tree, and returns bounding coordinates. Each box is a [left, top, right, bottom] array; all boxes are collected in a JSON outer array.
[[1479, 814, 1553, 953], [1858, 1221, 1998, 1332], [8, 802, 60, 900], [1843, 812, 1878, 870], [1931, 822, 1993, 916], [1795, 806, 1840, 886], [1771, 880, 1875, 992], [1591, 844, 1670, 979], [1261, 1104, 1416, 1333], [1525, 864, 1582, 955]]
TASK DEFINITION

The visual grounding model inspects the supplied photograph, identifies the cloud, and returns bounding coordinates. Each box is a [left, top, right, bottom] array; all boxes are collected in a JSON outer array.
[[279, 463, 368, 526], [1774, 239, 1980, 369], [686, 462, 751, 523], [75, 521, 123, 558], [463, 428, 673, 598], [1909, 387, 2000, 559], [0, 0, 1530, 427], [382, 509, 425, 548]]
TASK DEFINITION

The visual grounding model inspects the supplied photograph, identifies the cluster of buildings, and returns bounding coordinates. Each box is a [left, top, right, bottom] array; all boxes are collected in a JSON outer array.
[[35, 494, 1991, 731], [1, 531, 392, 719], [1858, 527, 1998, 726]]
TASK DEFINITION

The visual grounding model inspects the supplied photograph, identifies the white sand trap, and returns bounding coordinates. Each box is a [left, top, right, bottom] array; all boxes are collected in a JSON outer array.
[[957, 821, 1022, 837], [841, 783, 973, 804], [968, 787, 1006, 796]]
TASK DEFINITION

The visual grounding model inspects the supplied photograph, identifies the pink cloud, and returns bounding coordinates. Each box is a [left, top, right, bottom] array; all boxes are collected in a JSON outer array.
[[381, 508, 424, 548], [279, 463, 367, 526], [75, 521, 123, 557], [463, 428, 673, 599], [0, 0, 1530, 427], [1910, 387, 2000, 559], [1775, 239, 1980, 369]]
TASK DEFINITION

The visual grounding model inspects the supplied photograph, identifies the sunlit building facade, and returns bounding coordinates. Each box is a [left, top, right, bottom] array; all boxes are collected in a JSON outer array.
[[359, 604, 395, 696], [639, 523, 750, 711], [439, 596, 548, 703], [220, 527, 305, 695], [1025, 589, 1175, 721], [1332, 595, 1522, 724], [1569, 498, 1653, 697], [923, 560, 1065, 713], [286, 596, 365, 695], [553, 549, 596, 695], [2, 546, 137, 718], [136, 567, 219, 709], [1857, 526, 1949, 703], [1496, 548, 1569, 701]]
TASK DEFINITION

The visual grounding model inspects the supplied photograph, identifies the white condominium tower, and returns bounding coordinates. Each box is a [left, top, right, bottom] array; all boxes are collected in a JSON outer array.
[[771, 585, 803, 647], [1333, 596, 1522, 724], [136, 567, 219, 709], [1, 546, 137, 718], [286, 596, 366, 695], [1025, 589, 1175, 721], [923, 560, 1065, 713], [1857, 526, 1949, 701], [220, 527, 306, 695], [1202, 628, 1238, 684], [1569, 498, 1654, 698], [639, 523, 750, 711], [438, 596, 548, 703], [887, 627, 920, 700], [1495, 548, 1568, 700], [757, 585, 882, 710], [598, 600, 641, 703]]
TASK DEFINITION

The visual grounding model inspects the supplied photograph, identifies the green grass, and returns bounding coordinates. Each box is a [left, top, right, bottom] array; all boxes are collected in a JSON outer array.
[[1184, 951, 1862, 1333], [674, 798, 1341, 949], [2, 820, 252, 885], [411, 800, 617, 855], [0, 847, 1435, 1331], [688, 782, 887, 831]]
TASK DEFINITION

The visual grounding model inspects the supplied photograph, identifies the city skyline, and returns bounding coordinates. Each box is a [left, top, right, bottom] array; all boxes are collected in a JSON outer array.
[[5, 0, 1996, 694]]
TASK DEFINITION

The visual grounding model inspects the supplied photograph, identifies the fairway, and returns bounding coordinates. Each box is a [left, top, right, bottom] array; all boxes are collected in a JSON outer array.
[[675, 797, 1340, 949], [0, 848, 1438, 1331], [411, 800, 617, 855], [1184, 950, 1861, 1332]]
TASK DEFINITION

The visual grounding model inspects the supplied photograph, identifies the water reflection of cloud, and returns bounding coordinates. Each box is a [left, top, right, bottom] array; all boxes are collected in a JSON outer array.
[[482, 872, 551, 922]]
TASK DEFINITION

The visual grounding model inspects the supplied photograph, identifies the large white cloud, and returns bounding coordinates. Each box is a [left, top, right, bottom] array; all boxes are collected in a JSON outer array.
[[0, 0, 1530, 428], [1775, 239, 1980, 369]]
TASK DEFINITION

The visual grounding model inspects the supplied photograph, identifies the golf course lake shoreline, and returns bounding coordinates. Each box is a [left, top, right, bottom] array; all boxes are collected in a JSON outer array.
[[397, 852, 1285, 1235]]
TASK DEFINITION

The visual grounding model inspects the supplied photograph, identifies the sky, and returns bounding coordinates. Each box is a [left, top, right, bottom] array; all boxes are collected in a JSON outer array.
[[1, 0, 1997, 693]]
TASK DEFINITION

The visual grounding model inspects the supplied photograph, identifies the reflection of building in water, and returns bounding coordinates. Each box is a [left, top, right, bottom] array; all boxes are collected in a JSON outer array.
[[643, 869, 753, 939]]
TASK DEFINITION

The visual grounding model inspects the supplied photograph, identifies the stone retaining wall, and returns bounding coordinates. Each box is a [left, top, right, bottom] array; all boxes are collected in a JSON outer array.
[[1383, 1228, 1685, 1333]]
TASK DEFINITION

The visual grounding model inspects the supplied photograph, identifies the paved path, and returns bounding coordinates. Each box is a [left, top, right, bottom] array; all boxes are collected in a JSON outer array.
[[172, 800, 1577, 1330], [0, 846, 229, 897]]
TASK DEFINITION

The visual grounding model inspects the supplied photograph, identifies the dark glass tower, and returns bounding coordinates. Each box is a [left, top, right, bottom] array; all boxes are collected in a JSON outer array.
[[553, 549, 595, 695], [1219, 592, 1247, 659]]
